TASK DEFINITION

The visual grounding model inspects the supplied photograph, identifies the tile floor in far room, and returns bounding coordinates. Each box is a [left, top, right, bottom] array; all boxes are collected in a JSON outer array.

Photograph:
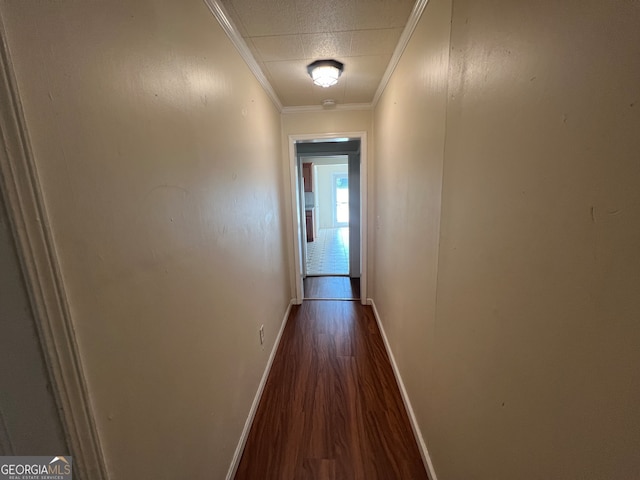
[[306, 227, 349, 275]]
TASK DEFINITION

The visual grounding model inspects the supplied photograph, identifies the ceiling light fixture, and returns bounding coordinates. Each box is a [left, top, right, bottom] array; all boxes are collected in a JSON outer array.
[[307, 59, 344, 88]]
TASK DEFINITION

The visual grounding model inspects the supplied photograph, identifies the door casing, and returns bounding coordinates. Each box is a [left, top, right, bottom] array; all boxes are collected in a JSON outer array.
[[287, 132, 368, 304]]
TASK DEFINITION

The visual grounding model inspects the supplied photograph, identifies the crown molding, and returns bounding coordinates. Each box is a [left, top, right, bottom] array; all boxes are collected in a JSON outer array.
[[206, 0, 428, 113], [372, 0, 430, 107], [281, 103, 372, 114], [0, 17, 108, 480], [202, 0, 283, 112]]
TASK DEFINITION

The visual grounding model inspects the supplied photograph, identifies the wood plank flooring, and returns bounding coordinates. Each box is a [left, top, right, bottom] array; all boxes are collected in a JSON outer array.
[[304, 276, 360, 300], [234, 301, 429, 480]]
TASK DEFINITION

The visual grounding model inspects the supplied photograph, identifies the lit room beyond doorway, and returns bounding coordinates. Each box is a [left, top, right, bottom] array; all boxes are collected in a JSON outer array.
[[304, 161, 349, 276]]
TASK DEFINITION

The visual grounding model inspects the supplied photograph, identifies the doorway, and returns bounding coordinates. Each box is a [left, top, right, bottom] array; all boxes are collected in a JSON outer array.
[[288, 133, 367, 304], [305, 160, 349, 276]]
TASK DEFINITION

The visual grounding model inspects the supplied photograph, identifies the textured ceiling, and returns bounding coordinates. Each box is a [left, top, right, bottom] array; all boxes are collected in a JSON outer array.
[[217, 0, 417, 108]]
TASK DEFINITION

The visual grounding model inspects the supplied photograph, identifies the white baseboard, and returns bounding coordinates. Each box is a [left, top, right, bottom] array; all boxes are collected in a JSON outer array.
[[367, 298, 438, 480], [225, 299, 294, 480]]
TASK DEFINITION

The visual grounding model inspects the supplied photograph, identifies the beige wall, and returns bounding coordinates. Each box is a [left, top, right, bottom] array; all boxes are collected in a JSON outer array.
[[4, 0, 639, 478], [0, 1, 289, 479], [281, 108, 372, 139], [373, 0, 640, 479], [372, 0, 451, 473]]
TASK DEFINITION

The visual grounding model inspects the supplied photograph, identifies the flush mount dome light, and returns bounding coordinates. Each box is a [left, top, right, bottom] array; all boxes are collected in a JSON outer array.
[[307, 59, 344, 88]]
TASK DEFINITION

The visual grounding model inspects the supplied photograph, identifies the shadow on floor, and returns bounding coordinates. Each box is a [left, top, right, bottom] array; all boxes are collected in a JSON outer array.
[[304, 276, 360, 300]]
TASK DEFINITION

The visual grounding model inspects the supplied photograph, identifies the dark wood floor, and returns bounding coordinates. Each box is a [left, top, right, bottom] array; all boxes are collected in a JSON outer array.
[[234, 300, 429, 480], [304, 276, 360, 300]]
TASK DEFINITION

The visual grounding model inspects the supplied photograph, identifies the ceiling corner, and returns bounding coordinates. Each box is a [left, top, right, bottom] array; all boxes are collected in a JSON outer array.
[[202, 0, 284, 112], [372, 0, 431, 107]]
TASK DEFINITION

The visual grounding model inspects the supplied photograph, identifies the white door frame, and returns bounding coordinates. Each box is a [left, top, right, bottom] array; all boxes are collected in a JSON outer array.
[[287, 132, 368, 305], [0, 22, 107, 479]]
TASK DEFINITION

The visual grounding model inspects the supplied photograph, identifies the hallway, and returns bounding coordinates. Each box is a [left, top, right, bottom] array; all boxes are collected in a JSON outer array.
[[234, 300, 428, 480], [304, 276, 360, 300], [1, 0, 638, 478]]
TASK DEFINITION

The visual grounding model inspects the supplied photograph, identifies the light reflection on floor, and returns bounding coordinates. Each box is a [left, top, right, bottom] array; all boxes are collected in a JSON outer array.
[[306, 227, 349, 275]]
